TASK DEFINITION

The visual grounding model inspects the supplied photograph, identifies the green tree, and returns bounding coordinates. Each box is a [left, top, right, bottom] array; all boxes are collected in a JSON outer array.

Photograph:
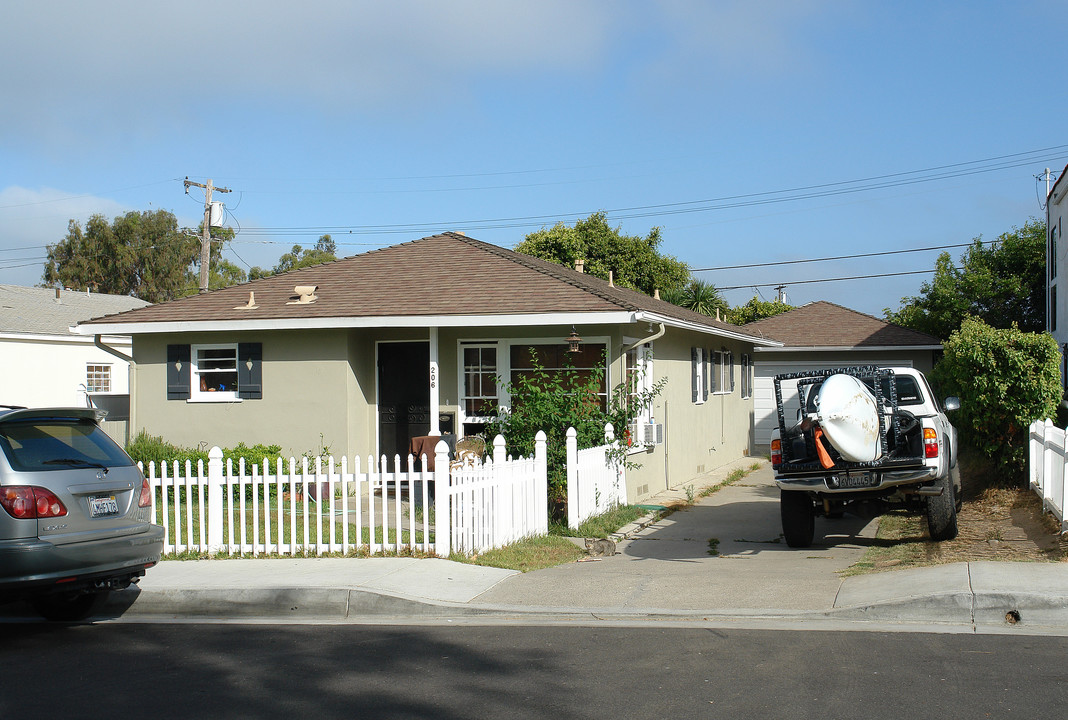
[[660, 279, 728, 317], [726, 296, 795, 324], [250, 234, 338, 279], [932, 317, 1060, 480], [886, 219, 1045, 340], [516, 212, 690, 296]]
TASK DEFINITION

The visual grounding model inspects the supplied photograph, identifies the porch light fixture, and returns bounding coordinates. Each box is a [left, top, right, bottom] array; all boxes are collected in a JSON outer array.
[[566, 326, 583, 354]]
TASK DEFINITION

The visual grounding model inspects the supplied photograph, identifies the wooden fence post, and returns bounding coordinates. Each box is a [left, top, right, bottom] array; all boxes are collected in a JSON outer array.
[[434, 440, 450, 557], [207, 446, 224, 552], [565, 427, 578, 530], [533, 429, 547, 534]]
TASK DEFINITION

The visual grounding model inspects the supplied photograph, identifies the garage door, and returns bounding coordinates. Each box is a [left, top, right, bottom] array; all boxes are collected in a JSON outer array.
[[753, 359, 913, 448]]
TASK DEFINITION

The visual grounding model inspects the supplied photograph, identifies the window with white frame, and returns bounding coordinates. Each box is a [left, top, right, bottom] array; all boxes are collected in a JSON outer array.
[[191, 344, 239, 400], [625, 343, 654, 420], [740, 353, 752, 399], [691, 347, 705, 404], [714, 349, 734, 394], [86, 364, 111, 393], [460, 343, 498, 433]]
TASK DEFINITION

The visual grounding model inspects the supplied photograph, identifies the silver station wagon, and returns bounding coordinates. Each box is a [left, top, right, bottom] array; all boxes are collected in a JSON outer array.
[[0, 407, 164, 620]]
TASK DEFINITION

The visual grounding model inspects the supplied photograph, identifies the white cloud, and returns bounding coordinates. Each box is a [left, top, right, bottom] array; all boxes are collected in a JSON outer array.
[[0, 186, 128, 286]]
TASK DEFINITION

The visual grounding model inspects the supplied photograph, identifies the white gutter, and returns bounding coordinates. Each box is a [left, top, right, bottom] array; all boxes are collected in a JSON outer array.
[[754, 344, 942, 353], [633, 311, 782, 347], [73, 311, 637, 336], [93, 335, 133, 364]]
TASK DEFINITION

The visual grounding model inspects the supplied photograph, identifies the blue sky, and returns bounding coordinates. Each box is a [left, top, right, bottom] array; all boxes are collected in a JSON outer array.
[[1, 1, 1064, 318]]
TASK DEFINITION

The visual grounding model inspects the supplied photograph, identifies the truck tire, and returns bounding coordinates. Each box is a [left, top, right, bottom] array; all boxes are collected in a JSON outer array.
[[925, 474, 958, 542], [950, 462, 963, 513], [781, 490, 815, 548]]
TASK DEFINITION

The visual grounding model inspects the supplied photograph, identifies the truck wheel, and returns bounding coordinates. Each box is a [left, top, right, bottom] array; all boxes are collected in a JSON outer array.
[[925, 474, 959, 542], [781, 490, 815, 548], [950, 463, 963, 513], [31, 590, 110, 622]]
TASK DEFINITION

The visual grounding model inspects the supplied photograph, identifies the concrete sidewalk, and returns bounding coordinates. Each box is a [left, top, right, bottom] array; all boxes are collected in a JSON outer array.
[[17, 458, 1068, 630]]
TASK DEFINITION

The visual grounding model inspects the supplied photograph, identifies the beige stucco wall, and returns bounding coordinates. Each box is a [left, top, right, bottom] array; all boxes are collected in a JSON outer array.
[[133, 330, 361, 457], [625, 329, 754, 503]]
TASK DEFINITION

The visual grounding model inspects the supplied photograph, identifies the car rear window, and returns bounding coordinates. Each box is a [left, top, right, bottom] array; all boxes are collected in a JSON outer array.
[[802, 374, 925, 411], [0, 419, 134, 472]]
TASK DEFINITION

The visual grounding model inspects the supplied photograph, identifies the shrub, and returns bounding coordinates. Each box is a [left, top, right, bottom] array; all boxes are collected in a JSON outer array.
[[932, 317, 1060, 480]]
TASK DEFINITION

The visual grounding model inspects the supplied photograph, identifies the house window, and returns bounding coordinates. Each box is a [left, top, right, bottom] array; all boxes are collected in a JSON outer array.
[[740, 354, 752, 399], [167, 343, 262, 401], [691, 347, 705, 404], [1052, 224, 1058, 281], [510, 342, 608, 409], [86, 364, 111, 393], [714, 349, 734, 394], [461, 343, 498, 425], [1052, 285, 1058, 333], [625, 343, 654, 422]]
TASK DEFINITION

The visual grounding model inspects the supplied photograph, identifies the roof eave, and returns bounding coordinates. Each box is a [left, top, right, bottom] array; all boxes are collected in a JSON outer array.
[[634, 311, 782, 346], [753, 344, 943, 352]]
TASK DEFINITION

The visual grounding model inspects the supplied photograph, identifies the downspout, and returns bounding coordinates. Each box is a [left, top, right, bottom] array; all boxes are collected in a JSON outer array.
[[94, 334, 133, 364], [93, 334, 135, 444], [623, 323, 666, 353]]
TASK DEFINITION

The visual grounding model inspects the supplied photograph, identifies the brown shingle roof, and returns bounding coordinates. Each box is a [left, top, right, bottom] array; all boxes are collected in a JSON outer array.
[[79, 232, 765, 341], [742, 301, 941, 348]]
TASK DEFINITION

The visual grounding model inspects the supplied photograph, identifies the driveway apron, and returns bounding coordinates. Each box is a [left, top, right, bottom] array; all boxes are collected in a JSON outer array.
[[474, 464, 880, 612]]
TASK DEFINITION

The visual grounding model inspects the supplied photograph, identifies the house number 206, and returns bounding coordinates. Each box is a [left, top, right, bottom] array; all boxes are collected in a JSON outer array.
[[430, 366, 437, 389]]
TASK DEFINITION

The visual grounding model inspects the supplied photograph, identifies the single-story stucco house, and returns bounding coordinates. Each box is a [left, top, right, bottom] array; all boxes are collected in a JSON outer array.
[[76, 232, 780, 503], [742, 300, 942, 449]]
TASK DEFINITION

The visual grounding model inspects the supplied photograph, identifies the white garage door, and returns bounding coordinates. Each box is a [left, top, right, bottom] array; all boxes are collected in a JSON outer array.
[[753, 359, 913, 448]]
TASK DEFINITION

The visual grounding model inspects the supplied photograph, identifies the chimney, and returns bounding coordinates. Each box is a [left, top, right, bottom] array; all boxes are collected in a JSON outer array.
[[574, 258, 584, 273], [653, 288, 660, 300]]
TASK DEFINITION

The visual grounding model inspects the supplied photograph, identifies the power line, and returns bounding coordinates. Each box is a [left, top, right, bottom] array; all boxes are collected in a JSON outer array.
[[717, 267, 953, 291], [692, 240, 991, 272]]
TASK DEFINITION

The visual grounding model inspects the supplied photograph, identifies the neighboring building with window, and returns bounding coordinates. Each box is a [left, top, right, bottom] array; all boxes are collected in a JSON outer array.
[[1048, 164, 1068, 392], [77, 232, 779, 503], [744, 301, 941, 450], [0, 285, 148, 443]]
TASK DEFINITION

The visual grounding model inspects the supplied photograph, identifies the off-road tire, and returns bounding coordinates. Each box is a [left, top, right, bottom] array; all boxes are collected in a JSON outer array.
[[950, 462, 963, 513], [31, 590, 110, 622], [925, 473, 959, 542], [781, 490, 815, 548]]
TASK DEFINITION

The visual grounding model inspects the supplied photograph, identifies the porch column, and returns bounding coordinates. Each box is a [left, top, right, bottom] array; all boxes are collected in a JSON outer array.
[[429, 326, 440, 436]]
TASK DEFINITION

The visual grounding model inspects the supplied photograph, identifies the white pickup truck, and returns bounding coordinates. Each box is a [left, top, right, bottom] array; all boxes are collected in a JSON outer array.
[[770, 366, 961, 548]]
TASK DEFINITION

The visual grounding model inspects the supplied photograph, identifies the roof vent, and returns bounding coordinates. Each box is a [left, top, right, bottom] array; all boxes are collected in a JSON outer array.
[[653, 288, 660, 300], [575, 259, 584, 273], [235, 291, 259, 310], [286, 285, 318, 305], [608, 270, 614, 287]]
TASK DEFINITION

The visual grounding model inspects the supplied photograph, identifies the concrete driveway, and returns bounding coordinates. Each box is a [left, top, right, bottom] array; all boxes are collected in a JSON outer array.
[[474, 463, 880, 612]]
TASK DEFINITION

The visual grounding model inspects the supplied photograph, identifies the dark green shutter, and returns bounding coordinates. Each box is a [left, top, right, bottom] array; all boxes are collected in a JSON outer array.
[[238, 343, 262, 399], [167, 344, 191, 400]]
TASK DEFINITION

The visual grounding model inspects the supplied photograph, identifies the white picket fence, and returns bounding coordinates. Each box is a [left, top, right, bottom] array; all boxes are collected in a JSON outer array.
[[141, 430, 548, 557], [566, 423, 626, 529], [1028, 419, 1068, 532]]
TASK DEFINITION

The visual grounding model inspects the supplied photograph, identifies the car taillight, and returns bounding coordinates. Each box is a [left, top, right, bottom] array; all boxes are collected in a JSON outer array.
[[771, 438, 782, 466], [0, 487, 68, 519], [138, 477, 153, 508], [924, 428, 939, 459]]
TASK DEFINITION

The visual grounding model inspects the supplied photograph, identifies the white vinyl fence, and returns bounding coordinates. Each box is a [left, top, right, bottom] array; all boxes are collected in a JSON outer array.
[[141, 430, 548, 558], [566, 423, 626, 529], [1028, 419, 1068, 532]]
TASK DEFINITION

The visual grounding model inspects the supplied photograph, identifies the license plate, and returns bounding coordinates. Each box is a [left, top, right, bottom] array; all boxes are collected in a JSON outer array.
[[831, 473, 879, 489], [89, 495, 119, 517]]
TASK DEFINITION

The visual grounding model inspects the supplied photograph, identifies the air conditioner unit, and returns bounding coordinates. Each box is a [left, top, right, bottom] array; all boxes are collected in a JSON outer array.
[[629, 422, 664, 446]]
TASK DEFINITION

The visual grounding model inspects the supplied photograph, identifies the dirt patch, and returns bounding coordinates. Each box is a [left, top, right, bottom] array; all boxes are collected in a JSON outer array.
[[846, 453, 1067, 575]]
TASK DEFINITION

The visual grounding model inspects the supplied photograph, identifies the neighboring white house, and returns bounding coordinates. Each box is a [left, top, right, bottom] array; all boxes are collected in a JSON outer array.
[[1047, 163, 1068, 393], [0, 285, 148, 440]]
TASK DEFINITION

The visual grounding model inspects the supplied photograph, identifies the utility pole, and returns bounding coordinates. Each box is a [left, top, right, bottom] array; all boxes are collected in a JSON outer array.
[[184, 177, 231, 293]]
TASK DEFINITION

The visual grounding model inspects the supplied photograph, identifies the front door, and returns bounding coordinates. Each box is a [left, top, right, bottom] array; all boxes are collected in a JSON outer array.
[[377, 341, 430, 462]]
